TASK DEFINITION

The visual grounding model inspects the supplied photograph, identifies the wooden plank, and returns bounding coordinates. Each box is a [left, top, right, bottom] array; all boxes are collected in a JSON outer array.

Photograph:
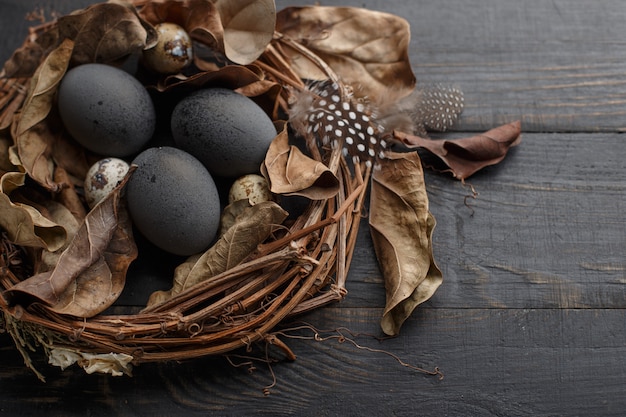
[[408, 0, 626, 133], [275, 0, 626, 133], [2, 307, 625, 416], [343, 131, 626, 310], [2, 0, 625, 133], [0, 0, 625, 416]]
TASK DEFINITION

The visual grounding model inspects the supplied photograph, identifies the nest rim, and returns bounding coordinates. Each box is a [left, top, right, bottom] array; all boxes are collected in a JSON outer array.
[[0, 0, 369, 376]]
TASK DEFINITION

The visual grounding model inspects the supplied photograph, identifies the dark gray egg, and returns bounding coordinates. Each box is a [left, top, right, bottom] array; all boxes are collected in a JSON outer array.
[[171, 88, 276, 177], [57, 63, 156, 157], [126, 146, 221, 256]]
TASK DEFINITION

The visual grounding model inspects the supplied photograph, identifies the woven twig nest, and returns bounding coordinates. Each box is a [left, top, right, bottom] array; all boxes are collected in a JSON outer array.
[[1, 0, 504, 380], [0, 0, 382, 379]]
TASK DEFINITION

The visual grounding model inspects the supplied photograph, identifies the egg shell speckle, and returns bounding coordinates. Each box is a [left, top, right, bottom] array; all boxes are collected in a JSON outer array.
[[126, 147, 221, 256], [171, 88, 277, 177], [228, 174, 273, 205], [57, 63, 156, 157], [142, 23, 193, 74], [84, 158, 130, 208]]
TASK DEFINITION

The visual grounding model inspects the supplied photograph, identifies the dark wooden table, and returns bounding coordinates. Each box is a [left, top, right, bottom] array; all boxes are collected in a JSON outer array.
[[2, 0, 625, 415]]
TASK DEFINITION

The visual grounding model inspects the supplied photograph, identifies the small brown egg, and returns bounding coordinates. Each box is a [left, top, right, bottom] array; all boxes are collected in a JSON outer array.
[[142, 23, 193, 74], [228, 174, 273, 206]]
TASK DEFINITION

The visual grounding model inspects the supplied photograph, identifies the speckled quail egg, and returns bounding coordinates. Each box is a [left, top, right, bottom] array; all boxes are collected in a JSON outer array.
[[57, 63, 156, 157], [84, 158, 130, 208], [171, 88, 277, 178], [228, 174, 273, 205], [142, 23, 193, 74], [126, 146, 221, 256]]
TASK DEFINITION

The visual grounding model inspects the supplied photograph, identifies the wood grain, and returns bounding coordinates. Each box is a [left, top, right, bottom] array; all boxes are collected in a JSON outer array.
[[277, 0, 626, 133], [345, 133, 626, 310], [2, 307, 625, 416], [2, 0, 626, 416]]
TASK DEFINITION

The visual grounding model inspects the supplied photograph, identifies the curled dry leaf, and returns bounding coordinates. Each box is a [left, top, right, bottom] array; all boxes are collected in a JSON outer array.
[[10, 37, 93, 190], [5, 169, 137, 318], [0, 171, 67, 252], [49, 204, 136, 317], [218, 198, 252, 237], [53, 166, 87, 223], [147, 64, 281, 117], [48, 348, 133, 377], [139, 0, 223, 66], [140, 0, 275, 66], [12, 39, 74, 191], [215, 0, 276, 64], [49, 131, 92, 183], [146, 201, 288, 307], [369, 151, 442, 336], [58, 1, 158, 66], [0, 136, 14, 175], [394, 120, 522, 180], [262, 122, 339, 200], [276, 6, 415, 100], [147, 64, 281, 120], [2, 1, 156, 77], [37, 198, 82, 275], [0, 28, 60, 79]]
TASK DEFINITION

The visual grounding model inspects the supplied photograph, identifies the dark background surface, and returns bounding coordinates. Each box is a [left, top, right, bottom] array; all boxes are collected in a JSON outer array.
[[1, 0, 625, 416]]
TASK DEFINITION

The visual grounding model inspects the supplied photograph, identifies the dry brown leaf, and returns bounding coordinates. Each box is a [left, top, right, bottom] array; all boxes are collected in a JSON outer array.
[[147, 201, 288, 307], [148, 62, 276, 99], [0, 172, 67, 252], [141, 0, 274, 66], [139, 0, 223, 67], [0, 170, 24, 195], [10, 36, 90, 190], [2, 1, 156, 77], [369, 151, 442, 336], [59, 1, 158, 66], [147, 64, 281, 119], [5, 169, 137, 318], [50, 138, 91, 188], [262, 122, 339, 200], [1, 168, 82, 274], [394, 120, 522, 180], [0, 136, 14, 175], [218, 198, 252, 237], [12, 38, 74, 191], [276, 6, 415, 100], [0, 27, 61, 78], [53, 166, 87, 222], [49, 204, 136, 317], [37, 198, 83, 274], [215, 0, 276, 64], [0, 1, 157, 77]]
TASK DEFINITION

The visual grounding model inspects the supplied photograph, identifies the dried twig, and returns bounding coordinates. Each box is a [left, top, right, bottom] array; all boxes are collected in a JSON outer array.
[[0, 3, 368, 371]]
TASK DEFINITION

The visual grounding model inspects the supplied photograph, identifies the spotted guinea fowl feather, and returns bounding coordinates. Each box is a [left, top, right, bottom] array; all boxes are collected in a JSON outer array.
[[289, 81, 464, 165], [375, 83, 465, 137], [417, 84, 464, 132], [289, 81, 388, 168]]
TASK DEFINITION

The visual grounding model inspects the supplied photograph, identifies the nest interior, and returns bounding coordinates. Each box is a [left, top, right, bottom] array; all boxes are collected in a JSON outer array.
[[0, 0, 371, 378]]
